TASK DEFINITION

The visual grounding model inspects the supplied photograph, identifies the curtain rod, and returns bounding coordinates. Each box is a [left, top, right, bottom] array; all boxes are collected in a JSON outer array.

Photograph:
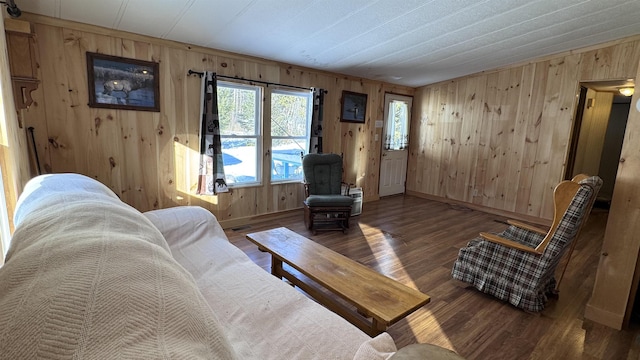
[[187, 70, 326, 93]]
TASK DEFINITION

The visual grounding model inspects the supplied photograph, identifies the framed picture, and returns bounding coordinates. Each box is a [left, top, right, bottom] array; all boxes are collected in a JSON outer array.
[[340, 91, 367, 123], [86, 52, 160, 112]]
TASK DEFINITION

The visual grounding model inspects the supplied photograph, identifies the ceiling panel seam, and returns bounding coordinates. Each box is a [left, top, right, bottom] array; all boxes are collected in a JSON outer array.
[[161, 0, 198, 39]]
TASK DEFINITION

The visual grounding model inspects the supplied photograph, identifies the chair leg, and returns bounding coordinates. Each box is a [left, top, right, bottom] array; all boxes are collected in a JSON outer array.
[[304, 206, 351, 234], [342, 209, 350, 233], [304, 206, 312, 230]]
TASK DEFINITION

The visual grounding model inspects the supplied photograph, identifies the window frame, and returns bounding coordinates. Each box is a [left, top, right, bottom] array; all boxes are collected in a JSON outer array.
[[383, 94, 412, 151], [217, 80, 263, 188], [269, 87, 313, 184]]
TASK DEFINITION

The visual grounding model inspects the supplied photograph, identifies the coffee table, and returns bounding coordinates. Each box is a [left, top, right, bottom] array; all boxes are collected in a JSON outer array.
[[245, 227, 430, 336]]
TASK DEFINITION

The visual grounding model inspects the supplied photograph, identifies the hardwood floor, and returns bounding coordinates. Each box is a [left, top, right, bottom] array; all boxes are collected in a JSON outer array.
[[224, 195, 640, 359]]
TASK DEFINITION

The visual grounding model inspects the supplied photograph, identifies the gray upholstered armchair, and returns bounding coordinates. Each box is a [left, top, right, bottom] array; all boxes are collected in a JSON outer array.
[[451, 175, 602, 312], [302, 153, 354, 234]]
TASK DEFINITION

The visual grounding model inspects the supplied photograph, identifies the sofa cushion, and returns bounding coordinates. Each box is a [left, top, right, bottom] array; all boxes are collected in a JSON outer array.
[[0, 174, 237, 359], [144, 206, 397, 359]]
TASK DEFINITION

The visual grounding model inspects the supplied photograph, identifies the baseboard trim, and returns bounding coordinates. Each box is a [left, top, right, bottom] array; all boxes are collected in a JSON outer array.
[[217, 208, 301, 230], [218, 192, 551, 229], [584, 303, 624, 330], [404, 190, 551, 227]]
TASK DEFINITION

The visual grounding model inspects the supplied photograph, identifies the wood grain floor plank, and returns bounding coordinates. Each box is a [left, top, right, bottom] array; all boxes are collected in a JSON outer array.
[[224, 195, 640, 359]]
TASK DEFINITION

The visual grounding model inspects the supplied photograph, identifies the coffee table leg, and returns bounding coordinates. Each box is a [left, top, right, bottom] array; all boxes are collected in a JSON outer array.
[[371, 318, 387, 335], [271, 256, 283, 280]]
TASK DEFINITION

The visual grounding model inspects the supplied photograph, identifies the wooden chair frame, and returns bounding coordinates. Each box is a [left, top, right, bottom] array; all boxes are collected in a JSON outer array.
[[301, 153, 353, 234], [479, 174, 597, 290], [479, 180, 582, 255]]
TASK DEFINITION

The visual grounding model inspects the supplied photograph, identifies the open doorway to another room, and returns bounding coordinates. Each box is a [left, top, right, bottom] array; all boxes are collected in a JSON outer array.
[[565, 80, 633, 209]]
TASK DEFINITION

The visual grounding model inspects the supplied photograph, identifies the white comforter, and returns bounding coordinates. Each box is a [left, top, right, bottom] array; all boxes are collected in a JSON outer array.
[[144, 207, 397, 360], [0, 174, 237, 359], [0, 173, 396, 359]]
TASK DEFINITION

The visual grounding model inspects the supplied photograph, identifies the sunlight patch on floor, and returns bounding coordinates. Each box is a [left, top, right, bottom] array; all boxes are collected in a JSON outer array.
[[357, 222, 449, 346], [408, 308, 456, 350], [358, 222, 417, 287]]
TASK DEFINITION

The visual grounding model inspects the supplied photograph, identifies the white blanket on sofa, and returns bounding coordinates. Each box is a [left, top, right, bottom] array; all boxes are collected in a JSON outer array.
[[144, 206, 397, 360], [0, 174, 237, 359]]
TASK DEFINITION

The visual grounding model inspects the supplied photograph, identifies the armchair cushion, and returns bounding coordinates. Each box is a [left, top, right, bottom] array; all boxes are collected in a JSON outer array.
[[305, 194, 354, 207], [303, 153, 344, 195]]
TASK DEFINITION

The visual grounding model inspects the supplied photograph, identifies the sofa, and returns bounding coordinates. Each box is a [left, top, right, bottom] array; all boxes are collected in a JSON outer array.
[[0, 173, 400, 359]]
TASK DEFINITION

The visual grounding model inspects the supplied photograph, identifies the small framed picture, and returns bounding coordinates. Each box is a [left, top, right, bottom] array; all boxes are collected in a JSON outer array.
[[86, 52, 160, 112], [340, 91, 367, 123]]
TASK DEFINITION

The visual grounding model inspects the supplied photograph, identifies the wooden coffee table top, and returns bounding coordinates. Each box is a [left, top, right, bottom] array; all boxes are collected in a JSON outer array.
[[246, 227, 430, 332]]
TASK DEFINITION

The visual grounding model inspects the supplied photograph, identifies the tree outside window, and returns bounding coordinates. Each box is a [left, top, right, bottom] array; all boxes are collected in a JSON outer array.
[[217, 81, 261, 185], [216, 82, 312, 186], [271, 89, 312, 182]]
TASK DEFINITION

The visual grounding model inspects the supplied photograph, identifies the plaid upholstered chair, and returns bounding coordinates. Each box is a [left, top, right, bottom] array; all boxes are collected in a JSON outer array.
[[302, 153, 354, 234], [451, 175, 602, 312]]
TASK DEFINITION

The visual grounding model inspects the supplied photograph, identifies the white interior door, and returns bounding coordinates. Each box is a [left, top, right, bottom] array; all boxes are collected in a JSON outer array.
[[379, 93, 412, 197]]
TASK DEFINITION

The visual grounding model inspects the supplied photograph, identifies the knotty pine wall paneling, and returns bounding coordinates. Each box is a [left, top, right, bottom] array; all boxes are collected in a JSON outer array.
[[586, 56, 640, 330], [17, 14, 413, 228], [409, 38, 640, 220], [410, 35, 640, 330], [9, 13, 640, 332], [0, 17, 31, 234]]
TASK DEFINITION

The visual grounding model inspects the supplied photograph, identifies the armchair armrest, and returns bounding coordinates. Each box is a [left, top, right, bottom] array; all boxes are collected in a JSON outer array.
[[479, 232, 543, 255], [506, 219, 548, 235]]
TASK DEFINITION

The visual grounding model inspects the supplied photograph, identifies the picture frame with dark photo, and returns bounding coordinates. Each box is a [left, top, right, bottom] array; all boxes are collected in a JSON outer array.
[[86, 52, 160, 112], [340, 91, 367, 123]]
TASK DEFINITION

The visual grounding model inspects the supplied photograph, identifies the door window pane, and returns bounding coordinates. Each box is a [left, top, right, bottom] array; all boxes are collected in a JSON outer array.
[[385, 100, 409, 150]]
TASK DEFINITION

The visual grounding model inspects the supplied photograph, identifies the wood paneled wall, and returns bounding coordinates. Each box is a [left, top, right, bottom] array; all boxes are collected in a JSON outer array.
[[409, 35, 640, 330], [17, 14, 412, 226], [586, 60, 640, 330], [10, 13, 640, 332], [0, 17, 31, 238], [409, 37, 640, 220]]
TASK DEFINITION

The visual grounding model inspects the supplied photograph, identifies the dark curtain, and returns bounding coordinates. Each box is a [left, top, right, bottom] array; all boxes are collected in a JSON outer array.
[[309, 88, 326, 154], [197, 71, 228, 195]]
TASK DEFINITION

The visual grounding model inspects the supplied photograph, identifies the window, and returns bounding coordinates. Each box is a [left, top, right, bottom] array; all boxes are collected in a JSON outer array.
[[217, 81, 262, 186], [384, 98, 410, 150], [270, 89, 312, 182], [215, 81, 312, 186]]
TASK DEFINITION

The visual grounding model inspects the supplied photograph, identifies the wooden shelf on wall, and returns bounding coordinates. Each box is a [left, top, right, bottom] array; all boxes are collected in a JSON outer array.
[[5, 19, 39, 114]]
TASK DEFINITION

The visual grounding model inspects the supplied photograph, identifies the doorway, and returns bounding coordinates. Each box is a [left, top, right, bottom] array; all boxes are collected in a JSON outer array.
[[565, 80, 633, 207], [379, 93, 412, 197]]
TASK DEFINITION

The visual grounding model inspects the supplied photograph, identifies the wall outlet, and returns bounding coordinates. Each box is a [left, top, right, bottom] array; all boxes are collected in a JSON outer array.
[[472, 189, 479, 196]]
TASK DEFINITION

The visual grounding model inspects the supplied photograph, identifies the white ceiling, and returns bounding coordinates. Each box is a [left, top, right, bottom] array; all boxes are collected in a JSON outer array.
[[12, 0, 640, 87]]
